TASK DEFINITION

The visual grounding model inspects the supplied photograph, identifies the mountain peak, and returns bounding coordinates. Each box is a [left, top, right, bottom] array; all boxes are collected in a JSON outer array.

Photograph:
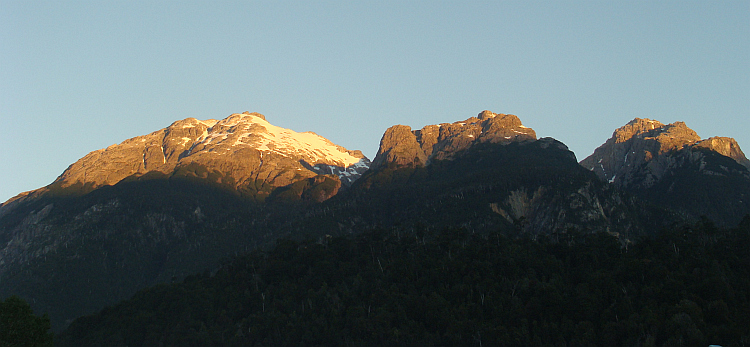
[[612, 118, 699, 151], [581, 118, 747, 187], [371, 110, 536, 169], [45, 112, 369, 199], [614, 118, 664, 142]]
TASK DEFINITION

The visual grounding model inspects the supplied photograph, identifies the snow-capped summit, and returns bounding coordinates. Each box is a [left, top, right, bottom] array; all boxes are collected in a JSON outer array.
[[48, 111, 370, 200]]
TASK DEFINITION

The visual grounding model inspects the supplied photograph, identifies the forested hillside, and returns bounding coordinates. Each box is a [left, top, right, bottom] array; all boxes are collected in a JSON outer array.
[[58, 217, 750, 346]]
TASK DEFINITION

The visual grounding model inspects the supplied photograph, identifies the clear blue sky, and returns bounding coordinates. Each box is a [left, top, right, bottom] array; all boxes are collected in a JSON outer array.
[[1, 1, 748, 203]]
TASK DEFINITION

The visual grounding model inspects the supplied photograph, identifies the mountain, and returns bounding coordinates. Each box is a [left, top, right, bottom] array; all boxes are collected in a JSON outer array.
[[2, 109, 746, 336], [371, 110, 536, 169], [1, 112, 368, 210], [50, 112, 750, 346], [580, 118, 750, 225], [294, 111, 660, 243], [56, 111, 370, 193], [0, 112, 370, 331]]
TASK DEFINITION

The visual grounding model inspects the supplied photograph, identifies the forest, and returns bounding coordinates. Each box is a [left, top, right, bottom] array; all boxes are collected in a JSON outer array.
[[55, 216, 750, 346], [0, 295, 54, 347]]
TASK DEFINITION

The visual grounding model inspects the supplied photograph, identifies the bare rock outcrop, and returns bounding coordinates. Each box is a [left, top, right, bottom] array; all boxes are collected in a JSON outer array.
[[12, 112, 369, 204], [372, 110, 536, 169], [581, 118, 749, 189], [694, 137, 750, 170]]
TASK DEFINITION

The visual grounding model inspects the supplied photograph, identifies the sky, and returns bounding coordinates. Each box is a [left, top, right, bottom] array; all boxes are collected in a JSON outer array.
[[1, 1, 748, 203]]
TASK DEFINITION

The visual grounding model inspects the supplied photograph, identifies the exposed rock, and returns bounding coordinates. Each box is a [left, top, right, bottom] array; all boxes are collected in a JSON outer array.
[[17, 112, 369, 203], [581, 117, 750, 226], [370, 125, 426, 168], [491, 187, 546, 223], [581, 118, 706, 188], [372, 110, 536, 169], [694, 137, 750, 170]]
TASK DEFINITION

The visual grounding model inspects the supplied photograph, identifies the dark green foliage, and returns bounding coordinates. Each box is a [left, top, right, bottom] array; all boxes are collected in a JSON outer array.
[[57, 219, 750, 346], [0, 296, 54, 347]]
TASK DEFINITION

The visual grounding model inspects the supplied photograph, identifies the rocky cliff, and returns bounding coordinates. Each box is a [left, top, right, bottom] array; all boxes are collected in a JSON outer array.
[[693, 136, 750, 169], [3, 112, 369, 208], [580, 118, 749, 189], [580, 118, 750, 226], [348, 111, 653, 243], [56, 112, 369, 195], [579, 118, 696, 188], [371, 110, 536, 169]]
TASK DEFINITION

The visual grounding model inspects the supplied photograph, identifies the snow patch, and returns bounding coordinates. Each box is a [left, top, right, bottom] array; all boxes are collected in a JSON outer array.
[[351, 159, 369, 169], [315, 158, 371, 182], [191, 114, 363, 167]]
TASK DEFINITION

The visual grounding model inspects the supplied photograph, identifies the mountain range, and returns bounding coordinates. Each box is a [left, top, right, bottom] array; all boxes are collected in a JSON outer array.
[[1, 110, 749, 335]]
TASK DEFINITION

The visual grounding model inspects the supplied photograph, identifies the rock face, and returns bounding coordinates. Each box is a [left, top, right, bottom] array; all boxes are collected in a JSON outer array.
[[355, 111, 647, 241], [581, 118, 750, 226], [580, 118, 749, 189], [694, 136, 750, 169], [354, 125, 652, 243], [32, 112, 369, 202], [371, 110, 536, 169]]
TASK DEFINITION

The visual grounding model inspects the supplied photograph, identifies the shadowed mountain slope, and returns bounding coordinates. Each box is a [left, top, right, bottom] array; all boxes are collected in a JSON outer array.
[[581, 118, 750, 226]]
